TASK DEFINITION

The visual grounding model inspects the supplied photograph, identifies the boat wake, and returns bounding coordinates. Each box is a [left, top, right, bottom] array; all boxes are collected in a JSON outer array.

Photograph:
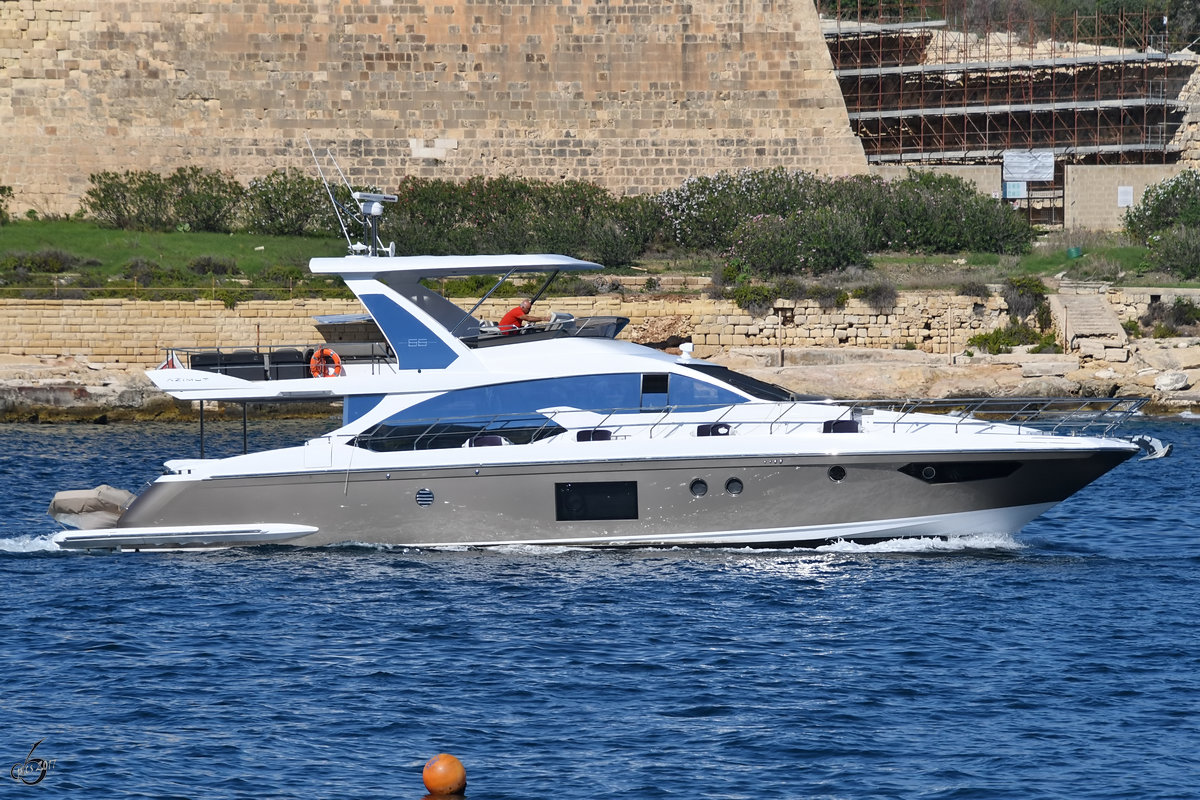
[[0, 533, 63, 553], [815, 532, 1025, 553]]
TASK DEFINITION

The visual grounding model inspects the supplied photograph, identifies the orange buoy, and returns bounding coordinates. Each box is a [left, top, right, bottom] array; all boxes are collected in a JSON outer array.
[[422, 753, 467, 795], [309, 347, 343, 378]]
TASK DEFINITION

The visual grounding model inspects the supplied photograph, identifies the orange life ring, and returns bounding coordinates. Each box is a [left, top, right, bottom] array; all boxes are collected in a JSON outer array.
[[309, 347, 343, 378]]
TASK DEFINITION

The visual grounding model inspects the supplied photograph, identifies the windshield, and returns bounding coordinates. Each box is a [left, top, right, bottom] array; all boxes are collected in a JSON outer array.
[[681, 363, 813, 402]]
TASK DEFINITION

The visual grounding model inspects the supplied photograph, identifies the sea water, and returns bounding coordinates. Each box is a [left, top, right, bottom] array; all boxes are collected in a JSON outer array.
[[1, 418, 1197, 799]]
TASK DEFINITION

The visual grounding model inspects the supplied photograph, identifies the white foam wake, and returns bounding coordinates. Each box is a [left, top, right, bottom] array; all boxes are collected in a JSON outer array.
[[0, 533, 62, 553], [816, 532, 1024, 553]]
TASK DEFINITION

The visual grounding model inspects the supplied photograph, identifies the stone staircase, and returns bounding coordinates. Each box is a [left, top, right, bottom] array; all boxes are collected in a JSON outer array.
[[1051, 288, 1129, 362]]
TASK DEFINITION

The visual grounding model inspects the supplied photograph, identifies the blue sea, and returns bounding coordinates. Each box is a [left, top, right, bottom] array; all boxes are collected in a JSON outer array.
[[1, 416, 1198, 799]]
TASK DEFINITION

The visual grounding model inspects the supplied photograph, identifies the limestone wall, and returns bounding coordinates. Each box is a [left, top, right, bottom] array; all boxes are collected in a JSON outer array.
[[1107, 286, 1200, 321], [0, 0, 867, 214], [688, 293, 1011, 357], [0, 292, 1015, 366], [1063, 164, 1184, 230]]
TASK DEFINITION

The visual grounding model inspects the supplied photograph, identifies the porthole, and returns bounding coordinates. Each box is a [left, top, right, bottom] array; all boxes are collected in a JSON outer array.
[[725, 477, 744, 496], [828, 465, 847, 483], [921, 465, 937, 481], [689, 479, 708, 498], [415, 488, 435, 507]]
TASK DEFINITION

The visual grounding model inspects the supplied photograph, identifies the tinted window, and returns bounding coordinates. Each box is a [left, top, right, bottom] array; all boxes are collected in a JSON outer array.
[[555, 481, 638, 521], [352, 373, 748, 450], [681, 363, 804, 401]]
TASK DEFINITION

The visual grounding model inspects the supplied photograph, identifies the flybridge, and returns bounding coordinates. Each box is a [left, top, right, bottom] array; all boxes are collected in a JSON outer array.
[[308, 253, 603, 278]]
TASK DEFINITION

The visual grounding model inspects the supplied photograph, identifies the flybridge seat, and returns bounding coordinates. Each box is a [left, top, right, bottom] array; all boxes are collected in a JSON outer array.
[[182, 342, 395, 381]]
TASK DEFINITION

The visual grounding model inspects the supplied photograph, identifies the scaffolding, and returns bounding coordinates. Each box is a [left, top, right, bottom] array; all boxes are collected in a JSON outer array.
[[820, 1, 1197, 223]]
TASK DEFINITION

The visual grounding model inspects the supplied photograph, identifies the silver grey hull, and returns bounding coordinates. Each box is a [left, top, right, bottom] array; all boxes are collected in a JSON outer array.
[[111, 448, 1134, 549]]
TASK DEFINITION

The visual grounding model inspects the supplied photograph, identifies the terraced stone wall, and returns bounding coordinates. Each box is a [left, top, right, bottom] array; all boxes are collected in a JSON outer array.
[[0, 292, 1015, 366]]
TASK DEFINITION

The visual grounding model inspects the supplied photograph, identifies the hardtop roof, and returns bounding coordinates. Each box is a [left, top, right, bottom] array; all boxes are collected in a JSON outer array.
[[309, 253, 601, 278]]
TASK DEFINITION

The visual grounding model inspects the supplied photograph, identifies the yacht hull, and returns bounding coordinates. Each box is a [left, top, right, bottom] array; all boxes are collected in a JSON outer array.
[[106, 447, 1133, 550]]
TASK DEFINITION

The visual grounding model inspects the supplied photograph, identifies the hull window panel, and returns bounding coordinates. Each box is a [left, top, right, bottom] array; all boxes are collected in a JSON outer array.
[[899, 461, 1023, 484], [555, 481, 639, 521]]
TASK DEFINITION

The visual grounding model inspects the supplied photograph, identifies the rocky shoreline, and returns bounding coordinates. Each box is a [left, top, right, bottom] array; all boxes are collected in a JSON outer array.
[[4, 339, 1200, 422]]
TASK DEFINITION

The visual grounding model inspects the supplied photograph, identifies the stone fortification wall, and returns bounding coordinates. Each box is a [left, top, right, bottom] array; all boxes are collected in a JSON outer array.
[[0, 292, 1014, 366], [0, 0, 867, 214]]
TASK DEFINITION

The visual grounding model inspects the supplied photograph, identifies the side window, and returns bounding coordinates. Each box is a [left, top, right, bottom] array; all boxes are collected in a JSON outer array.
[[641, 374, 670, 412], [666, 374, 745, 409]]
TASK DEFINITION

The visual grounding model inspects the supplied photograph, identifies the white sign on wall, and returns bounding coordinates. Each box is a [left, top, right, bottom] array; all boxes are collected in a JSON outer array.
[[1002, 149, 1055, 182], [1117, 186, 1135, 207]]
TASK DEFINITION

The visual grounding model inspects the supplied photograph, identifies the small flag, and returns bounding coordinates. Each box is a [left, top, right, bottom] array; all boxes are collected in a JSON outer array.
[[157, 350, 183, 370]]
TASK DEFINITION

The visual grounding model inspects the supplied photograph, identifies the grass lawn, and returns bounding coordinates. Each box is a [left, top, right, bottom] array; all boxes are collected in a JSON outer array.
[[3, 219, 1197, 296], [0, 219, 348, 277]]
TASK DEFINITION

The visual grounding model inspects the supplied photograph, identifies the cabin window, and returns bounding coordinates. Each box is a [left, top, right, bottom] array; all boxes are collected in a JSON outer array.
[[350, 373, 748, 450], [641, 373, 670, 412], [555, 481, 639, 521], [353, 414, 563, 452]]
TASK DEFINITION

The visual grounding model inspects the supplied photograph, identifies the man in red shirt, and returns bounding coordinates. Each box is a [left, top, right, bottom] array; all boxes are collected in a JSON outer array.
[[498, 298, 547, 334]]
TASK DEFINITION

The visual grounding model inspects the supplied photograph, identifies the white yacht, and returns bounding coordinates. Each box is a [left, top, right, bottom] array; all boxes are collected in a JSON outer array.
[[50, 194, 1167, 552]]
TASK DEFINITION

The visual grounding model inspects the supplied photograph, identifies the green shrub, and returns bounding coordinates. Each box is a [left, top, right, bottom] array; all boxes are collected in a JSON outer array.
[[584, 218, 642, 268], [0, 249, 85, 274], [1124, 169, 1200, 241], [1152, 322, 1178, 338], [851, 281, 898, 310], [0, 184, 13, 225], [610, 194, 666, 253], [1001, 276, 1048, 319], [243, 169, 330, 237], [956, 280, 992, 298], [967, 321, 1043, 354], [794, 207, 870, 274], [727, 214, 801, 277], [187, 255, 238, 276], [807, 284, 849, 308], [881, 171, 1034, 255], [772, 277, 809, 300], [214, 287, 251, 309], [728, 283, 776, 314], [83, 170, 175, 231], [122, 257, 163, 286], [1140, 297, 1200, 329], [808, 174, 891, 250], [1034, 300, 1053, 332], [1029, 333, 1062, 354], [259, 264, 306, 286], [550, 275, 602, 296], [1142, 225, 1200, 279], [167, 167, 245, 233], [1122, 319, 1142, 338]]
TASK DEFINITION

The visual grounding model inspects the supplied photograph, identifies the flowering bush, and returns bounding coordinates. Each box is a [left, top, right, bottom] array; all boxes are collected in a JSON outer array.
[[242, 169, 331, 237], [1124, 170, 1200, 241], [657, 167, 818, 250], [1141, 225, 1200, 279]]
